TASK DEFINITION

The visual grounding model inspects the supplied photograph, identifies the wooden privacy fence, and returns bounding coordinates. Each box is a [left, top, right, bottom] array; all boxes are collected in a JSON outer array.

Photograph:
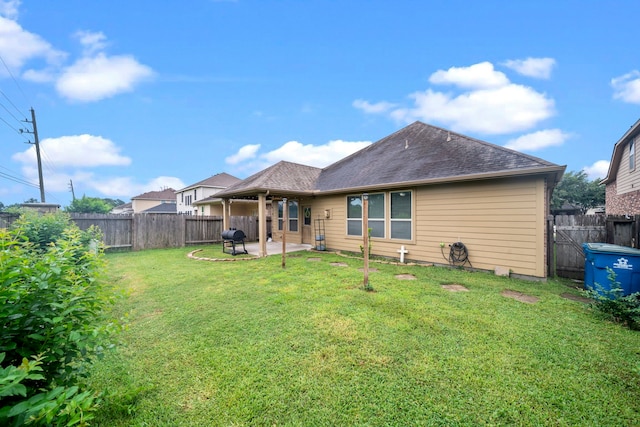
[[553, 215, 606, 279], [69, 214, 268, 251], [552, 214, 640, 279]]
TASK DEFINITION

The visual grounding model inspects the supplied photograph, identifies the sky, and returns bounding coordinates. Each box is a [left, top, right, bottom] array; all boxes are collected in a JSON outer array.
[[0, 0, 639, 207]]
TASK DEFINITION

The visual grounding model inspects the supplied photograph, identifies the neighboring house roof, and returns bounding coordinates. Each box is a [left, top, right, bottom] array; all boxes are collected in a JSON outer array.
[[601, 118, 640, 185], [111, 202, 133, 214], [217, 121, 565, 198], [131, 188, 177, 201], [141, 202, 177, 214], [177, 172, 241, 192]]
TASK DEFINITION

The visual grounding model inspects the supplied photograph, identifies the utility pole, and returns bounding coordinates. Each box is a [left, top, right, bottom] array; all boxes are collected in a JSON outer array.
[[69, 179, 76, 200], [22, 108, 45, 202]]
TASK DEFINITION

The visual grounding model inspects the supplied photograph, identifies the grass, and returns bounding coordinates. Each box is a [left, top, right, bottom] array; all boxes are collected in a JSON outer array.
[[86, 247, 640, 426]]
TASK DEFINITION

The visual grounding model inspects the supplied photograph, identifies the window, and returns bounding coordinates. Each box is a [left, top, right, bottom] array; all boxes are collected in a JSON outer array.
[[303, 207, 312, 226], [278, 200, 299, 232], [185, 195, 192, 206], [347, 193, 385, 237], [631, 139, 636, 171], [289, 201, 298, 232], [368, 193, 385, 238], [194, 189, 197, 201], [391, 191, 412, 240], [347, 195, 362, 236]]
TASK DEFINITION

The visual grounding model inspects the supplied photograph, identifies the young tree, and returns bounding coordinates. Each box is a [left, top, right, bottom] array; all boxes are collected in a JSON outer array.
[[65, 195, 114, 213], [551, 170, 605, 213]]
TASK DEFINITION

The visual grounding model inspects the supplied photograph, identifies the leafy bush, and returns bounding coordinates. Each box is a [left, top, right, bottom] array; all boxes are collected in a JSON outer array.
[[0, 213, 120, 425], [585, 267, 640, 330]]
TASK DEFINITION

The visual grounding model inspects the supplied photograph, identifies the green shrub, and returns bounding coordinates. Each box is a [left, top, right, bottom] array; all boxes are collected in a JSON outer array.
[[585, 267, 640, 330], [0, 215, 120, 425]]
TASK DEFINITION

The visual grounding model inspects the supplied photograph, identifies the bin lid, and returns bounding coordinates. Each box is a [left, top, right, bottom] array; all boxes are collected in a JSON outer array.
[[582, 242, 640, 255]]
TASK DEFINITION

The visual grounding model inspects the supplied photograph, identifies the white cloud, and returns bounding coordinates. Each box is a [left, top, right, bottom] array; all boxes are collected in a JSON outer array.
[[391, 84, 554, 135], [263, 139, 371, 167], [56, 53, 154, 102], [0, 16, 66, 76], [225, 144, 261, 165], [428, 62, 509, 89], [226, 139, 371, 176], [74, 30, 108, 56], [12, 134, 131, 167], [502, 57, 556, 79], [0, 3, 153, 102], [352, 99, 396, 114], [358, 61, 556, 135], [504, 129, 571, 151], [89, 176, 185, 198], [583, 160, 610, 181], [0, 0, 20, 19], [611, 71, 640, 104]]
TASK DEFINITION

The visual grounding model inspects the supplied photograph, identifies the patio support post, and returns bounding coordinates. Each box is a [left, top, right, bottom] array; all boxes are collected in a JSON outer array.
[[258, 193, 267, 257], [282, 198, 287, 269], [363, 193, 369, 288], [222, 198, 230, 232]]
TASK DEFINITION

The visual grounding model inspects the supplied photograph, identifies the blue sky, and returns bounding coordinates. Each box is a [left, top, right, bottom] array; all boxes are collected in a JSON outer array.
[[0, 0, 638, 207]]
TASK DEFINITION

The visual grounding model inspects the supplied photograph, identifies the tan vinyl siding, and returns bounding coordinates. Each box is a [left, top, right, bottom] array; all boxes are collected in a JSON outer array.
[[311, 176, 547, 278], [617, 138, 640, 194]]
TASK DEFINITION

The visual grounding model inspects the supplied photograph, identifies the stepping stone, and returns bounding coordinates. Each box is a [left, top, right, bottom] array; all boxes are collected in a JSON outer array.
[[330, 262, 349, 267], [395, 274, 416, 280], [442, 284, 469, 292], [307, 257, 322, 262], [502, 290, 539, 304]]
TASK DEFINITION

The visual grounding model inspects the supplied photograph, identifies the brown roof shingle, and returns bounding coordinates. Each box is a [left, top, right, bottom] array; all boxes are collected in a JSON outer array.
[[316, 121, 563, 191], [217, 121, 565, 197]]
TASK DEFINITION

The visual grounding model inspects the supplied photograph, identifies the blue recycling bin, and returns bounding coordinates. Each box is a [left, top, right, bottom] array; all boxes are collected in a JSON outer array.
[[583, 243, 640, 297]]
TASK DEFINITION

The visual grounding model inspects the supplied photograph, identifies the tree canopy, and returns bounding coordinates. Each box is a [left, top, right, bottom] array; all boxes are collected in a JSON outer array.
[[551, 170, 605, 214], [64, 196, 124, 214]]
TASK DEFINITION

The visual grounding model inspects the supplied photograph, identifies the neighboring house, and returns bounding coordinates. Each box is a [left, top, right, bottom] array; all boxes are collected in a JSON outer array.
[[130, 188, 177, 214], [111, 202, 133, 215], [176, 172, 242, 215], [141, 203, 177, 214], [216, 121, 565, 279], [601, 118, 640, 215]]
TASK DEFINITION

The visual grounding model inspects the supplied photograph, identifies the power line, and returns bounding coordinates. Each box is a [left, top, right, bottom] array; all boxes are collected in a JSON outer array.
[[0, 170, 39, 189], [0, 54, 31, 107]]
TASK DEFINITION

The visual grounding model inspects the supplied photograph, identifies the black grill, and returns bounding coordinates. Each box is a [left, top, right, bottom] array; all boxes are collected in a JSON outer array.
[[222, 228, 248, 255]]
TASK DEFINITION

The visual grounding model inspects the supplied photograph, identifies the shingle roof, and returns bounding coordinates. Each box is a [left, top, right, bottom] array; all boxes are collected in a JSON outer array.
[[178, 172, 241, 192], [316, 121, 563, 192], [131, 188, 177, 201], [217, 122, 565, 197], [217, 161, 322, 197], [141, 202, 177, 214]]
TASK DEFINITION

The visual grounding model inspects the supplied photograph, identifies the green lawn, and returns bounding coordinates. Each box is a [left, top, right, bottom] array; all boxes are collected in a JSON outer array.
[[87, 246, 640, 426]]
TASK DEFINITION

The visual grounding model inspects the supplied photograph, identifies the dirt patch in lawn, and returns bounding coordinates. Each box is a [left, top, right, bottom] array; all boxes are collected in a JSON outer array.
[[330, 262, 349, 267], [560, 292, 592, 304], [395, 274, 416, 280], [442, 284, 469, 292], [502, 289, 539, 304]]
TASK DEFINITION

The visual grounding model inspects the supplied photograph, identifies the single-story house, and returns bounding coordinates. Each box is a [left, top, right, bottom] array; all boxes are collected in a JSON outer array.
[[130, 188, 176, 214], [601, 118, 640, 215], [176, 172, 248, 216], [217, 121, 566, 279]]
